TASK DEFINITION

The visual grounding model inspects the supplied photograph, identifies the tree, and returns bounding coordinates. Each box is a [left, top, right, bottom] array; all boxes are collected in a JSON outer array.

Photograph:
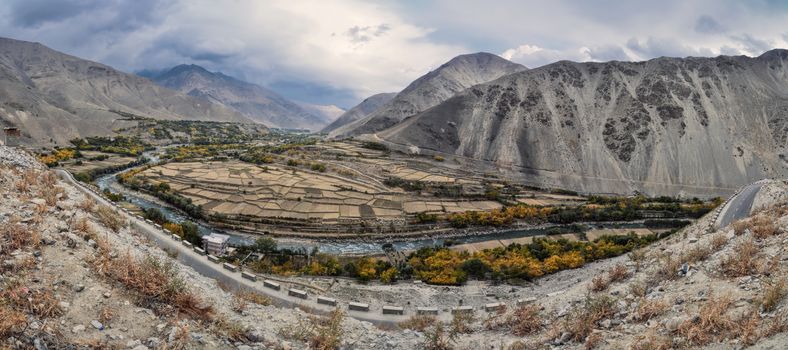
[[460, 258, 490, 279], [181, 221, 201, 246], [253, 237, 277, 253], [143, 207, 167, 225]]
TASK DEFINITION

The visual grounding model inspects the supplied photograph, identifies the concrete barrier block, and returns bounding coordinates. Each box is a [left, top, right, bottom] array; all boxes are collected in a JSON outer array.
[[451, 306, 473, 314], [182, 241, 193, 248], [516, 297, 537, 306], [263, 280, 281, 290], [241, 271, 257, 281], [193, 247, 206, 255], [222, 263, 238, 272], [171, 234, 182, 241], [317, 296, 337, 306], [348, 302, 369, 312], [382, 305, 404, 315], [207, 255, 220, 263], [154, 223, 162, 229], [145, 219, 153, 224], [484, 302, 505, 312], [416, 307, 439, 315], [289, 288, 308, 299]]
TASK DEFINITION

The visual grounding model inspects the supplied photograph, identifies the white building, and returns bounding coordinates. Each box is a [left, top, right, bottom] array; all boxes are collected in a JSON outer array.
[[202, 233, 230, 256]]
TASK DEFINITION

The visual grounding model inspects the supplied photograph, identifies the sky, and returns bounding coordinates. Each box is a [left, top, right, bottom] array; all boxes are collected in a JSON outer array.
[[1, 0, 787, 108]]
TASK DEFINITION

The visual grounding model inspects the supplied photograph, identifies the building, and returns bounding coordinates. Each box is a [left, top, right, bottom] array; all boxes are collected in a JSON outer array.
[[202, 233, 230, 256], [2, 128, 21, 146]]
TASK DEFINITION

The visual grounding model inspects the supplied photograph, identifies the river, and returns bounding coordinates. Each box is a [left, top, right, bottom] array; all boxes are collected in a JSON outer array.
[[94, 152, 656, 255]]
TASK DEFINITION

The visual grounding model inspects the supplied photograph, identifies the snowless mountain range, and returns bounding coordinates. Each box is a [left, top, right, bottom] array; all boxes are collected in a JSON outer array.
[[1, 35, 785, 196]]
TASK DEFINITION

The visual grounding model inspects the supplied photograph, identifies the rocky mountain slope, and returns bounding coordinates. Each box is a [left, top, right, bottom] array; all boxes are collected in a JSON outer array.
[[328, 52, 527, 138], [379, 50, 788, 197], [145, 64, 333, 130], [0, 38, 252, 146], [297, 102, 345, 126], [320, 92, 395, 133]]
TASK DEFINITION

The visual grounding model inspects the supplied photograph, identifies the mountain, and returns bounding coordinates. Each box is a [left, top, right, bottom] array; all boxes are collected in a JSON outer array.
[[145, 64, 331, 130], [328, 52, 527, 137], [378, 50, 788, 197], [321, 92, 396, 134], [297, 102, 345, 126], [0, 37, 252, 146]]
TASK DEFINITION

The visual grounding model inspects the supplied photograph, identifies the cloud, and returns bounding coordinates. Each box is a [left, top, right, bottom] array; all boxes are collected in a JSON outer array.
[[695, 15, 726, 34], [1, 0, 787, 106]]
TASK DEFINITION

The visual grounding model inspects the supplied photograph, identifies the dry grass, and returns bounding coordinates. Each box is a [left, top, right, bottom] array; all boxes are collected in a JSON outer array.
[[94, 205, 125, 232], [761, 278, 785, 313], [281, 309, 345, 350], [423, 323, 456, 350], [608, 263, 630, 283], [589, 273, 610, 292], [584, 332, 603, 350], [710, 233, 728, 251], [631, 330, 672, 350], [0, 306, 26, 337], [628, 249, 647, 272], [213, 317, 248, 341], [1, 221, 41, 257], [98, 306, 115, 324], [676, 293, 736, 346], [95, 252, 213, 320], [78, 197, 96, 213], [507, 304, 542, 336], [750, 215, 778, 239], [731, 220, 749, 235], [72, 216, 96, 239], [721, 238, 762, 278], [654, 253, 681, 283], [561, 295, 616, 343], [450, 310, 475, 334], [633, 299, 668, 322], [399, 314, 438, 332], [1, 286, 62, 318], [628, 281, 648, 299], [683, 245, 711, 263], [40, 185, 65, 207]]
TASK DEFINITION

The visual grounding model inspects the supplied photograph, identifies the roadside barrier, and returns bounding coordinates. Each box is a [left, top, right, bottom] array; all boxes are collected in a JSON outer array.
[[348, 302, 370, 312], [317, 296, 337, 306], [289, 288, 308, 299]]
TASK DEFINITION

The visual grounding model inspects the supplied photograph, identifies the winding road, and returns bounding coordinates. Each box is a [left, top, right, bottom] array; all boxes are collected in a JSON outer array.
[[715, 182, 765, 228], [55, 169, 447, 326]]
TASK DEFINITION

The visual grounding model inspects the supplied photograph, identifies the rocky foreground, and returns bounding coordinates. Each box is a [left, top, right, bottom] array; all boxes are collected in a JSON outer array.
[[1, 144, 787, 349]]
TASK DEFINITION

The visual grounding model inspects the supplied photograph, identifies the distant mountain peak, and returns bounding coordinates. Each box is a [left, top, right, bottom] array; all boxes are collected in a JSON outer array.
[[144, 64, 335, 130]]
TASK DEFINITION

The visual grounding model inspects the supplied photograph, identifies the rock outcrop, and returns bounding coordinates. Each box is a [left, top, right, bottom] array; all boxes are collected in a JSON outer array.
[[379, 51, 788, 197], [329, 52, 526, 138]]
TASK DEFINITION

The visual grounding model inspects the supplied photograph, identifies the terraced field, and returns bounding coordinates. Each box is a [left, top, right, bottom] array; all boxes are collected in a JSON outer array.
[[136, 160, 502, 232]]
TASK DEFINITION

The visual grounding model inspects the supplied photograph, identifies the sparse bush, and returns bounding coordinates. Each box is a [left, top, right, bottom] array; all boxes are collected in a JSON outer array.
[[761, 279, 785, 313], [631, 331, 672, 350], [507, 304, 542, 336], [99, 306, 115, 324], [213, 316, 248, 341], [683, 245, 711, 263], [710, 233, 728, 251], [0, 306, 26, 337], [95, 205, 125, 232], [628, 249, 647, 272], [78, 197, 96, 213], [750, 215, 777, 239], [562, 295, 616, 343], [589, 274, 610, 292], [450, 310, 475, 334], [721, 238, 761, 277], [608, 263, 630, 283], [731, 220, 749, 235], [400, 315, 437, 332], [676, 293, 736, 346], [633, 299, 668, 322], [423, 323, 456, 350]]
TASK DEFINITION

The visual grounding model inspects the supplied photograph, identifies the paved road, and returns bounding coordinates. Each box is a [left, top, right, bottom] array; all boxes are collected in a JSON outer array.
[[716, 182, 765, 228], [55, 169, 423, 326]]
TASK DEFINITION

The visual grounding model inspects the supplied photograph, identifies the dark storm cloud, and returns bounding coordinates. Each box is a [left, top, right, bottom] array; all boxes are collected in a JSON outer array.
[[695, 15, 726, 34], [8, 0, 98, 27], [269, 79, 359, 108]]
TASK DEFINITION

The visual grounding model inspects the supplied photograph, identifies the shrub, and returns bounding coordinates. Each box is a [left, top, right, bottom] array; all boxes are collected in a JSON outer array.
[[633, 299, 668, 322], [399, 315, 437, 331], [423, 323, 456, 350], [95, 205, 125, 232], [562, 295, 616, 343], [507, 304, 542, 336], [676, 293, 736, 346], [282, 309, 345, 350], [450, 310, 475, 334], [0, 306, 26, 337], [589, 274, 610, 292], [721, 238, 761, 277], [710, 233, 728, 251], [608, 263, 630, 283], [761, 279, 785, 313]]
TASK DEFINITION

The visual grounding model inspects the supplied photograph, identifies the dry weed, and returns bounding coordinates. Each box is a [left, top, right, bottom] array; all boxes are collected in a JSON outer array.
[[721, 238, 761, 277], [399, 315, 438, 332], [761, 278, 785, 313], [633, 299, 668, 322], [676, 293, 736, 346], [608, 263, 630, 283], [562, 295, 616, 343], [507, 304, 542, 336], [589, 274, 610, 292], [0, 306, 26, 337], [95, 205, 125, 232], [710, 233, 728, 251]]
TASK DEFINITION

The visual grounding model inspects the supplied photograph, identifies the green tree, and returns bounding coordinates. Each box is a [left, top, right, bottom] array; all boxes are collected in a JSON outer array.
[[181, 221, 201, 246], [254, 237, 277, 253]]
